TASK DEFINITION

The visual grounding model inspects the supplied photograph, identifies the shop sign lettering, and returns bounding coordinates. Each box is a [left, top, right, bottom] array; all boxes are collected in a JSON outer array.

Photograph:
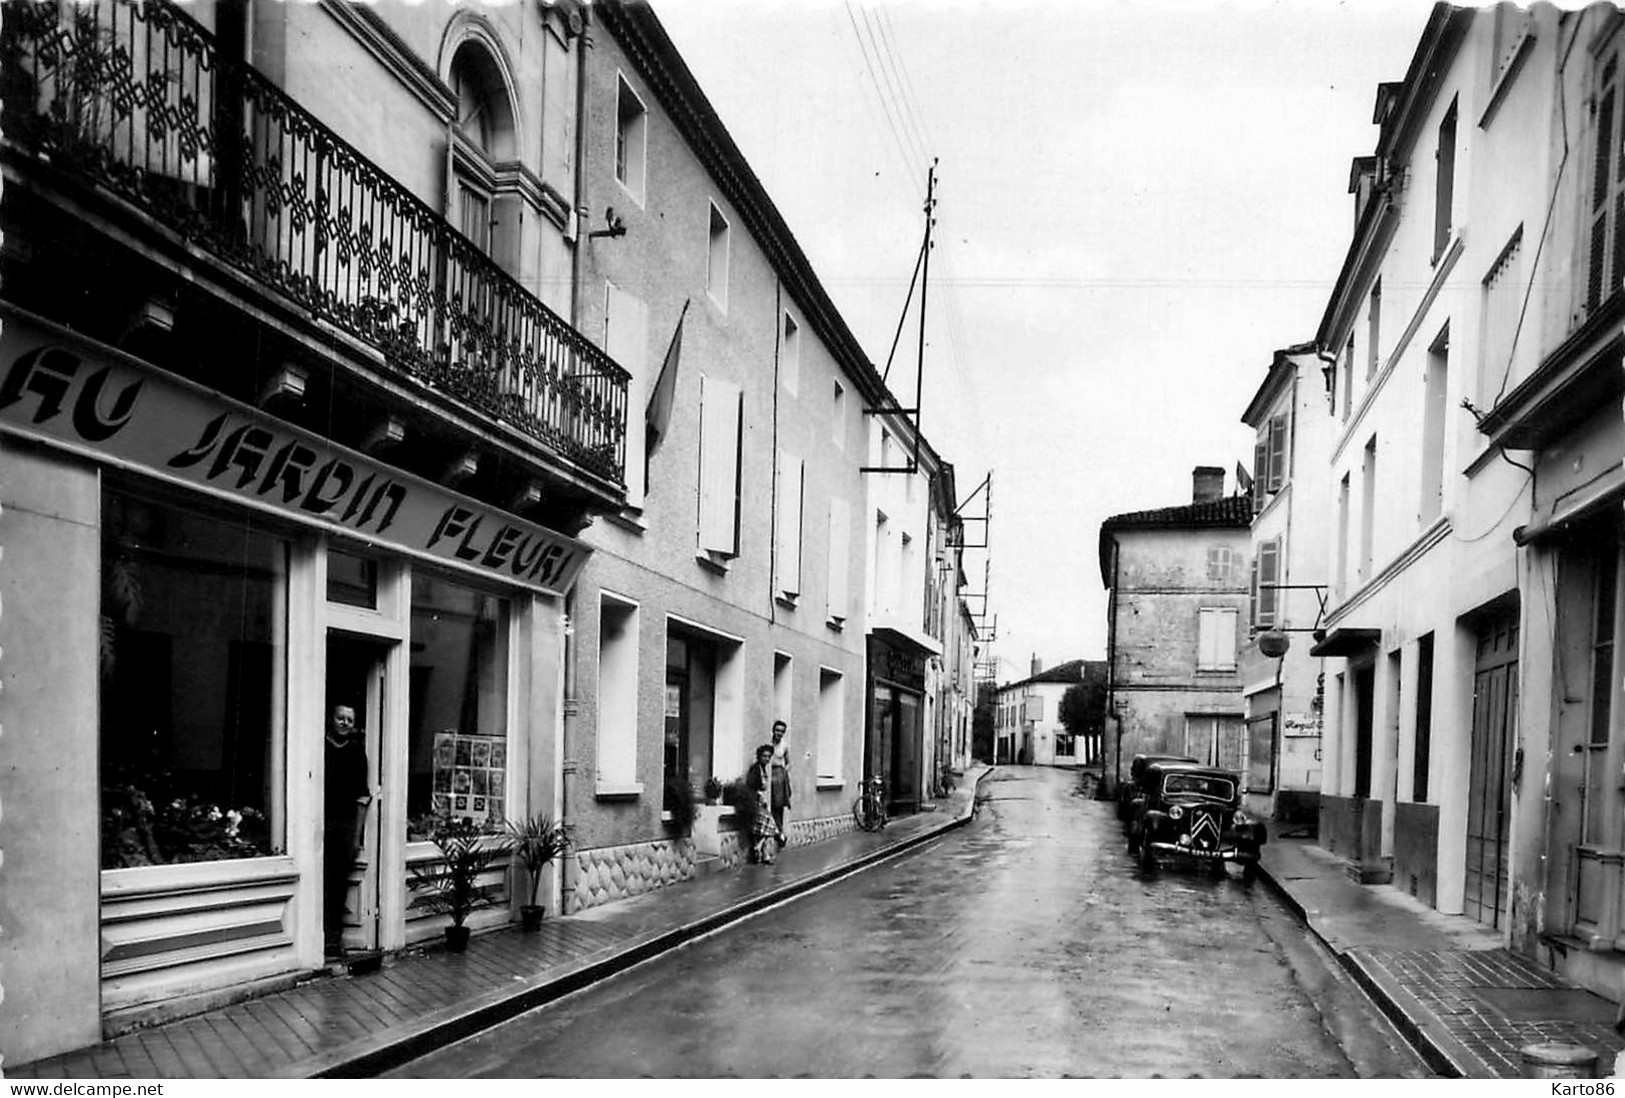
[[0, 315, 589, 594]]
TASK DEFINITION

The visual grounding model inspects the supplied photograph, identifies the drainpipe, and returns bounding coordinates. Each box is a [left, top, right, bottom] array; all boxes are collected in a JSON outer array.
[[568, 11, 592, 331]]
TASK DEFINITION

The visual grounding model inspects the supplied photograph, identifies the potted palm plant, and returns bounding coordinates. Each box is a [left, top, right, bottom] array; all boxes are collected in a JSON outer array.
[[505, 814, 569, 931], [409, 814, 511, 952]]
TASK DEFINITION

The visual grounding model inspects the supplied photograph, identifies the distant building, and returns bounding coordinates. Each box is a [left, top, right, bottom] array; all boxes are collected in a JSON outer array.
[[991, 658, 1104, 767], [1098, 468, 1252, 795]]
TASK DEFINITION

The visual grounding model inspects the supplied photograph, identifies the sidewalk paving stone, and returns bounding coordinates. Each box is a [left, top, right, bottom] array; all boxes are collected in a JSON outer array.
[[1260, 821, 1625, 1079], [3, 768, 989, 1080]]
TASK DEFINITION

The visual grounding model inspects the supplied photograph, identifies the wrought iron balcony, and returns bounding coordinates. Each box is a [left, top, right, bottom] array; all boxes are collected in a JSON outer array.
[[0, 0, 628, 486]]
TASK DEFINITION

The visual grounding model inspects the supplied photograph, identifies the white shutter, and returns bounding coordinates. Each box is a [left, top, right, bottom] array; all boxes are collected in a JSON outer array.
[[697, 375, 742, 554], [827, 497, 850, 621], [775, 451, 804, 595], [1216, 608, 1238, 670], [1257, 539, 1280, 629], [604, 283, 649, 505], [1198, 609, 1219, 670]]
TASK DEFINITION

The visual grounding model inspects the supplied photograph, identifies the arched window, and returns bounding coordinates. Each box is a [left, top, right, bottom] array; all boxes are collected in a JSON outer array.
[[444, 38, 515, 257]]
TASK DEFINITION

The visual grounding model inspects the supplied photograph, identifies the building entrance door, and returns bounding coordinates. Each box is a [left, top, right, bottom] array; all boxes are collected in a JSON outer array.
[[1465, 611, 1518, 929], [326, 633, 391, 955]]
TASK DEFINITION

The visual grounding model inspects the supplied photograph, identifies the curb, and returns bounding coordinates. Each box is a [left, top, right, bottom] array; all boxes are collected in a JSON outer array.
[[313, 771, 991, 1078], [1254, 858, 1472, 1079]]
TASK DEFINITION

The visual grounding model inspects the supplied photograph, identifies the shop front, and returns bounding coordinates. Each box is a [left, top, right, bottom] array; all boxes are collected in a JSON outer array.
[[0, 308, 584, 1061], [865, 634, 929, 814]]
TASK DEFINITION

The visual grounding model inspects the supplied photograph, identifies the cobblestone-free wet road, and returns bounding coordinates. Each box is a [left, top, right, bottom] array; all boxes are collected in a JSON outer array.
[[393, 767, 1374, 1077]]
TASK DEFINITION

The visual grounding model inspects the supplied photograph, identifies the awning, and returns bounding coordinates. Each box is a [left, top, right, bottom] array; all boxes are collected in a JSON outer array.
[[1309, 627, 1381, 658], [870, 624, 944, 658], [1514, 466, 1624, 546]]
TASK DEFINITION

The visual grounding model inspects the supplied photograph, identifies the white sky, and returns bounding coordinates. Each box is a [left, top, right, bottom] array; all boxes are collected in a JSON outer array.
[[655, 0, 1433, 677]]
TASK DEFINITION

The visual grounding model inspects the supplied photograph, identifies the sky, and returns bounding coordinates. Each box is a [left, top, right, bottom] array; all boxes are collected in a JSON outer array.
[[655, 0, 1434, 679]]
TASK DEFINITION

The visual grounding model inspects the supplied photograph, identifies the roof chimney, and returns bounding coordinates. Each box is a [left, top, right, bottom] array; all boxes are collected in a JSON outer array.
[[1192, 466, 1225, 503], [1031, 654, 1042, 677]]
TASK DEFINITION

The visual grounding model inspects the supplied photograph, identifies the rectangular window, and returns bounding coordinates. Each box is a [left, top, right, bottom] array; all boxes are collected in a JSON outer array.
[[614, 75, 647, 205], [1337, 474, 1352, 595], [1251, 429, 1268, 513], [781, 312, 800, 396], [1366, 279, 1382, 379], [1027, 695, 1045, 722], [827, 498, 850, 624], [706, 202, 730, 312], [898, 532, 914, 621], [1207, 545, 1234, 583], [1360, 438, 1377, 580], [1434, 99, 1457, 262], [596, 594, 641, 790], [1414, 633, 1434, 802], [1421, 329, 1449, 524], [872, 510, 891, 615], [831, 380, 846, 449], [1256, 537, 1281, 630], [100, 489, 288, 867], [458, 182, 492, 254], [775, 451, 805, 597], [1588, 51, 1623, 316], [774, 651, 793, 728], [1197, 607, 1239, 671], [817, 668, 845, 780], [604, 281, 650, 506], [1480, 229, 1525, 404], [697, 374, 743, 556], [408, 573, 510, 831]]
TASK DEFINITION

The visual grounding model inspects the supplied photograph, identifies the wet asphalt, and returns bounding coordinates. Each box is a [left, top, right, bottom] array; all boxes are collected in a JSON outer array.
[[390, 766, 1424, 1078]]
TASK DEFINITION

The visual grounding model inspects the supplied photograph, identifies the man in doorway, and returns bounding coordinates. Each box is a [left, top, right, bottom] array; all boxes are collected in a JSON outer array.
[[324, 703, 372, 956], [769, 719, 792, 847]]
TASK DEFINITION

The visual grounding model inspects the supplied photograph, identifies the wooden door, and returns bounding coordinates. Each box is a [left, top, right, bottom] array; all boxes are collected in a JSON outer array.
[[1465, 613, 1518, 929]]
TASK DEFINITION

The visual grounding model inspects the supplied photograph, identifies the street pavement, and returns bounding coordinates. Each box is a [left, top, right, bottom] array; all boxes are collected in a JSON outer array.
[[391, 765, 1374, 1078], [7, 763, 1624, 1079]]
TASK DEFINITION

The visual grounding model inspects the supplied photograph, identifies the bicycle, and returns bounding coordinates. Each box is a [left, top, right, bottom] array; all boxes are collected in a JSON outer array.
[[852, 775, 888, 832]]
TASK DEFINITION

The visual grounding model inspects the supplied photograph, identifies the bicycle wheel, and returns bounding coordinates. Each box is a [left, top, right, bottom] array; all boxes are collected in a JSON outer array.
[[852, 794, 880, 832]]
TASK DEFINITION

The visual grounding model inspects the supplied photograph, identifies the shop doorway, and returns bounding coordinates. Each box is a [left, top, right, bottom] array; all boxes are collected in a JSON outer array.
[[326, 633, 390, 955]]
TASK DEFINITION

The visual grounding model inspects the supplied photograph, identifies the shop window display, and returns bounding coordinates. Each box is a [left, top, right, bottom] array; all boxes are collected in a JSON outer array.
[[100, 489, 288, 868], [408, 574, 510, 836]]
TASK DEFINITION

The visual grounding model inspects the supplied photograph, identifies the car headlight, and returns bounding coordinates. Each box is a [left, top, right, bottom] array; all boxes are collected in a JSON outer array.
[[1169, 805, 1183, 820], [1232, 810, 1251, 826]]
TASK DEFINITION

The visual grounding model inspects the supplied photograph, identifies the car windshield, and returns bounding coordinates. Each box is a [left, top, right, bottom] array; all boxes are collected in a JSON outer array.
[[1164, 774, 1234, 799]]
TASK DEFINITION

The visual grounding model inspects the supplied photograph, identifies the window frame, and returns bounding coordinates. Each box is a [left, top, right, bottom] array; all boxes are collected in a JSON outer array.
[[614, 73, 648, 207], [706, 201, 731, 313]]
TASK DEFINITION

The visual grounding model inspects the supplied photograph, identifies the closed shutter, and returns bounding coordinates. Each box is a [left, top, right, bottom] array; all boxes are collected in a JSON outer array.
[[827, 497, 850, 621], [1258, 539, 1280, 629], [1590, 55, 1624, 316], [1198, 609, 1221, 670], [604, 283, 649, 505], [698, 375, 742, 554], [1252, 434, 1268, 512], [1267, 413, 1288, 492], [775, 451, 804, 596]]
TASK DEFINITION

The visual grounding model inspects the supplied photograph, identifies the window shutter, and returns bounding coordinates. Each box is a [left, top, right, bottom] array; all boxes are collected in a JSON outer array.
[[1198, 609, 1218, 670], [1252, 434, 1268, 512], [1267, 413, 1288, 492], [1258, 539, 1280, 629], [1249, 556, 1260, 630], [827, 497, 850, 620], [1216, 608, 1238, 670], [775, 451, 804, 595], [698, 375, 742, 554]]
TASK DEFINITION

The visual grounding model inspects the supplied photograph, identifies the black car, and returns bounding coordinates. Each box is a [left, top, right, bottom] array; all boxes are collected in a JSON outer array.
[[1126, 761, 1265, 877], [1116, 753, 1199, 822]]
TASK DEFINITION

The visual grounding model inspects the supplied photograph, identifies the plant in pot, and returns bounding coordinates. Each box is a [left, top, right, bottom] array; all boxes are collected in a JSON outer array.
[[408, 814, 511, 952], [505, 814, 569, 932], [662, 776, 700, 833]]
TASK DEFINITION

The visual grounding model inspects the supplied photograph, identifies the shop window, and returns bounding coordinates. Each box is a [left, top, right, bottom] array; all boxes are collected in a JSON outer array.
[[408, 573, 510, 834], [327, 545, 379, 609], [100, 489, 287, 868]]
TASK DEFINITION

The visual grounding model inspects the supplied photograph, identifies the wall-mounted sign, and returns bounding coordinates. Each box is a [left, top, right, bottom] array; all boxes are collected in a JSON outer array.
[[0, 307, 590, 596]]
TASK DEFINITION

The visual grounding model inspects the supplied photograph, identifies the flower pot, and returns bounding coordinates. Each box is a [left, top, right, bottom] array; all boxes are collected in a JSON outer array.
[[520, 904, 546, 932], [444, 924, 472, 952]]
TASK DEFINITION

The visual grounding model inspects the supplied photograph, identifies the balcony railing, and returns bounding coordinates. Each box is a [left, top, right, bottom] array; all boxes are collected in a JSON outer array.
[[0, 0, 627, 485]]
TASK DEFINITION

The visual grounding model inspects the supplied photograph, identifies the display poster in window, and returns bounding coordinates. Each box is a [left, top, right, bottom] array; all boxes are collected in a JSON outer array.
[[432, 730, 506, 827]]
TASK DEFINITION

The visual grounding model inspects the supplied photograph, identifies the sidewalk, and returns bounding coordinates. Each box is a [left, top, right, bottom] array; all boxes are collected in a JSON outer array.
[[5, 768, 989, 1080], [1259, 822, 1625, 1079]]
